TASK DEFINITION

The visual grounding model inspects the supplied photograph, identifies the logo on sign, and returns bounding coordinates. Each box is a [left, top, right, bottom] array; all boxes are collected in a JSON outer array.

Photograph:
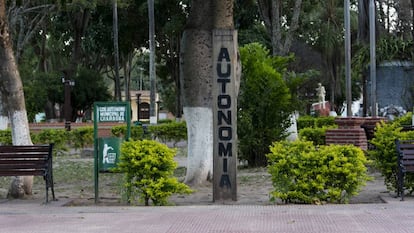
[[103, 144, 116, 164]]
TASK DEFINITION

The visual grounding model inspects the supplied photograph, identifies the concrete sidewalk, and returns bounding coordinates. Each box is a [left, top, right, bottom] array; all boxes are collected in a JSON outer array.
[[1, 196, 414, 233]]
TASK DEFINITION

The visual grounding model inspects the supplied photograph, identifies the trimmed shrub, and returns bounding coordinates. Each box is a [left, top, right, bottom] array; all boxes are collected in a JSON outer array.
[[297, 116, 336, 130], [148, 121, 187, 143], [298, 125, 337, 145], [267, 140, 370, 204], [115, 140, 192, 206], [32, 129, 69, 155], [69, 126, 94, 150], [112, 122, 187, 143], [111, 125, 150, 140], [369, 113, 414, 193]]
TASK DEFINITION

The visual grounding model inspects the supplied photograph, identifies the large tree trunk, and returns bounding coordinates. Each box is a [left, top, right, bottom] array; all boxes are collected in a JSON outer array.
[[181, 28, 214, 186], [180, 1, 214, 186], [180, 0, 236, 186], [0, 0, 33, 198]]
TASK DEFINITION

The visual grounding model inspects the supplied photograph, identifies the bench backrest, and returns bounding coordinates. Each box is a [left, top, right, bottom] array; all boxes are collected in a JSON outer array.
[[0, 145, 52, 177], [396, 140, 414, 172]]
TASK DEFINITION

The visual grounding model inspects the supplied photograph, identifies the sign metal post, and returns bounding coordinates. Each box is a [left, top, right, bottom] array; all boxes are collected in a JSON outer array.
[[93, 101, 131, 203]]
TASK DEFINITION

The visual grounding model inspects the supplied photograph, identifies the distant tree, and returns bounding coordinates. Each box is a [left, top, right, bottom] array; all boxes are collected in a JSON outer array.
[[257, 0, 303, 56], [234, 0, 270, 47], [6, 0, 56, 63]]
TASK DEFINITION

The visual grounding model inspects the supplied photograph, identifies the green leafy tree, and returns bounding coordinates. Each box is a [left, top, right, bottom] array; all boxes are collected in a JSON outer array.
[[238, 43, 293, 166], [71, 67, 111, 118], [234, 0, 269, 47]]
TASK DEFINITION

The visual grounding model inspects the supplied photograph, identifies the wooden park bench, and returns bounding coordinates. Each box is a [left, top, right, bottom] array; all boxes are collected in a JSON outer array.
[[395, 140, 414, 201], [0, 144, 56, 203]]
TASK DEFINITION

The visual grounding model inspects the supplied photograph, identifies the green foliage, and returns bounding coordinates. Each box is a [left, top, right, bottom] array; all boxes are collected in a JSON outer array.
[[111, 122, 187, 143], [111, 125, 149, 140], [69, 127, 94, 150], [72, 67, 112, 113], [299, 125, 336, 145], [368, 113, 414, 192], [296, 116, 337, 145], [238, 43, 294, 166], [116, 140, 192, 206], [31, 129, 69, 155], [22, 71, 62, 122], [284, 70, 321, 115], [267, 140, 370, 204], [157, 119, 173, 124], [296, 116, 336, 130], [149, 121, 187, 143], [0, 130, 12, 145], [354, 37, 414, 76]]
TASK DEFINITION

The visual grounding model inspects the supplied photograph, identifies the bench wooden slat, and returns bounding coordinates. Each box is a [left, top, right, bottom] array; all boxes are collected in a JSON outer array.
[[0, 170, 45, 176], [401, 160, 414, 165], [0, 163, 47, 170]]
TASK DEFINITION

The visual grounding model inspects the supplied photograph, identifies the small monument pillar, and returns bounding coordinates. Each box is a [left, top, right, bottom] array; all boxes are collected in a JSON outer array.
[[325, 117, 367, 150]]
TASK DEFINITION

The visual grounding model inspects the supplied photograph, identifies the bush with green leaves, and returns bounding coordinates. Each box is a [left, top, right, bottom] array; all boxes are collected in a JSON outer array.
[[267, 140, 370, 204], [298, 125, 337, 146], [1, 127, 92, 154], [69, 126, 94, 150], [31, 129, 69, 155], [369, 113, 414, 193], [296, 116, 336, 130], [149, 121, 187, 143], [111, 125, 149, 140], [116, 140, 192, 206]]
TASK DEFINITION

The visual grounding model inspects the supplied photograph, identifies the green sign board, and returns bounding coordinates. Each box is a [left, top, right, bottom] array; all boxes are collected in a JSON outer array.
[[93, 102, 131, 203]]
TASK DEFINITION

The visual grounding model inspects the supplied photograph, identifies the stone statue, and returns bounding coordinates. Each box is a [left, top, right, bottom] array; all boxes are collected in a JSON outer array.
[[316, 83, 326, 109]]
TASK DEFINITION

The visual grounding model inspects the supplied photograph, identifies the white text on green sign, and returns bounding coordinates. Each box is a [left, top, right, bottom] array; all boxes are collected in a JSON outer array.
[[98, 106, 126, 122]]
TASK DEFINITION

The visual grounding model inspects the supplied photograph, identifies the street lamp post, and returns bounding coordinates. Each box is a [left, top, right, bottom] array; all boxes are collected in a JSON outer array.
[[148, 0, 157, 124], [136, 93, 141, 122], [370, 0, 377, 117], [344, 0, 352, 117], [62, 77, 75, 131]]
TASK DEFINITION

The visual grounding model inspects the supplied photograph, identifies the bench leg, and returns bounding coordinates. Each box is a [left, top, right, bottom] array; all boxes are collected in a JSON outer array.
[[50, 174, 56, 201], [44, 174, 57, 203], [400, 172, 405, 201], [45, 185, 49, 203]]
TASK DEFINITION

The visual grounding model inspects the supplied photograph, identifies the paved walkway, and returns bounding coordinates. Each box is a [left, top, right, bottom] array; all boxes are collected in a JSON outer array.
[[1, 194, 414, 233]]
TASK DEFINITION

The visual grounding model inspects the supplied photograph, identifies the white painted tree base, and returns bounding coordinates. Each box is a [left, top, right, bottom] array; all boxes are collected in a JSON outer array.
[[0, 116, 8, 130], [183, 107, 213, 186], [9, 110, 33, 197]]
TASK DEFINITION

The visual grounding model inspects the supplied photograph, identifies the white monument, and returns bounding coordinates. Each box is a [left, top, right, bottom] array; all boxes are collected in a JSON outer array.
[[316, 83, 326, 109]]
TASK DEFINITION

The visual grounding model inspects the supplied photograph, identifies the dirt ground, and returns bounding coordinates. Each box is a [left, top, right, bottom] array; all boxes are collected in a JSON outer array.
[[62, 153, 388, 206], [0, 146, 388, 206]]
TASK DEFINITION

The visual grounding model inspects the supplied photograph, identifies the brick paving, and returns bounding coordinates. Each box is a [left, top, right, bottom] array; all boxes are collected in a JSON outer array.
[[1, 199, 414, 233]]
